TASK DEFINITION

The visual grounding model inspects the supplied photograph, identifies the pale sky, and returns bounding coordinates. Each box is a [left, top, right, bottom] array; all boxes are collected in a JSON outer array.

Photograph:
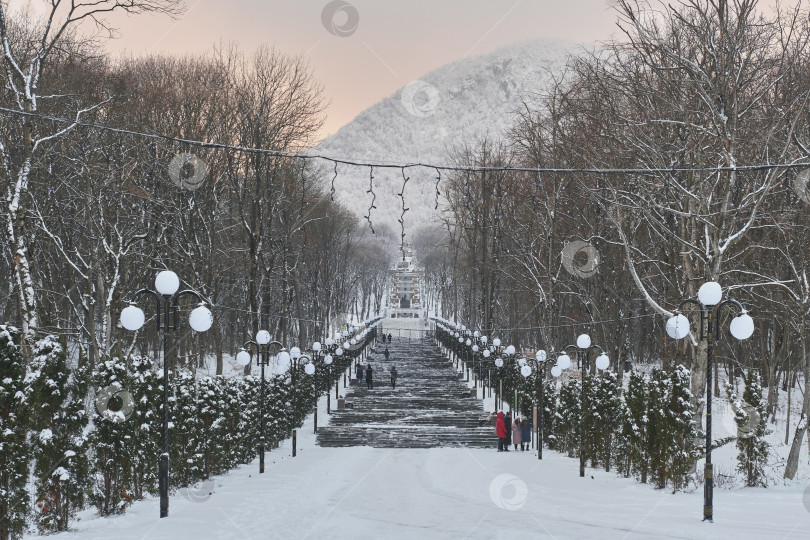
[[100, 0, 620, 140]]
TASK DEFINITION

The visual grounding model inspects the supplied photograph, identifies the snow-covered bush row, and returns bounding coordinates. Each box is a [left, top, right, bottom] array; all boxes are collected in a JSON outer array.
[[0, 324, 366, 539], [517, 365, 703, 491], [436, 323, 769, 492], [524, 365, 770, 492]]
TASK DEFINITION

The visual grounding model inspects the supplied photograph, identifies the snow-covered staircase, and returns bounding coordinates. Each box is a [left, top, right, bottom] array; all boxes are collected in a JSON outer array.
[[316, 336, 493, 448]]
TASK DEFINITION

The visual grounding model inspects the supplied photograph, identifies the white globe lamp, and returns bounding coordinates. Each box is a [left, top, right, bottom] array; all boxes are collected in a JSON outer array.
[[730, 313, 755, 340], [189, 305, 213, 332], [666, 314, 691, 340], [595, 354, 610, 370], [698, 281, 723, 306], [236, 350, 251, 366], [120, 305, 145, 331], [256, 330, 271, 345], [154, 270, 179, 296]]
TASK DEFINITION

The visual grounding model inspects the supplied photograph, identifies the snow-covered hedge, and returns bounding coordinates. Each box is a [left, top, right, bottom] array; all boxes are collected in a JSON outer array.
[[0, 324, 370, 538]]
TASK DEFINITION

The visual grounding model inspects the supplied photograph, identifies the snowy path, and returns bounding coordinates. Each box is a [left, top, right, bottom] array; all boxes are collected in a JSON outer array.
[[45, 321, 810, 539], [49, 419, 810, 540]]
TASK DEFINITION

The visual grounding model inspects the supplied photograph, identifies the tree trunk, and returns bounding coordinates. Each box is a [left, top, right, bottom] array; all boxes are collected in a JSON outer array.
[[784, 323, 808, 480]]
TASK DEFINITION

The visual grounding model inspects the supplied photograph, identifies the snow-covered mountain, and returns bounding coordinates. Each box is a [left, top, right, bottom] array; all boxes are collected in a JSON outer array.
[[315, 39, 583, 237]]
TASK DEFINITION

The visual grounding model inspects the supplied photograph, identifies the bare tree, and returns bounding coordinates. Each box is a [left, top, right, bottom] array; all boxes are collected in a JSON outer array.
[[0, 0, 184, 359]]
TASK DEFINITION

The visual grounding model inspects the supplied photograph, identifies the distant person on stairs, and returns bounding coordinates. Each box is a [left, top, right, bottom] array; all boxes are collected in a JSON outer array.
[[512, 417, 522, 451], [384, 347, 390, 361], [356, 364, 364, 386], [495, 412, 507, 452], [390, 366, 397, 389], [366, 364, 374, 389], [387, 333, 392, 343]]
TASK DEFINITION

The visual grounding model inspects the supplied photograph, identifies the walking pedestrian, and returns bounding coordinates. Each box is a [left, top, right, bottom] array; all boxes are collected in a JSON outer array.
[[512, 417, 523, 451], [495, 412, 507, 452], [356, 363, 364, 386], [384, 347, 390, 361], [387, 333, 392, 343], [390, 365, 397, 389], [366, 364, 374, 389], [520, 417, 531, 451]]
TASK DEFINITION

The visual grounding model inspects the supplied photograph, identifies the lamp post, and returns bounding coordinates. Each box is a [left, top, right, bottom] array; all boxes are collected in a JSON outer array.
[[307, 344, 336, 433], [550, 336, 609, 478], [665, 281, 754, 522], [574, 335, 608, 478], [322, 338, 343, 413], [491, 338, 504, 409], [120, 270, 213, 519], [282, 347, 315, 457], [522, 349, 549, 460], [236, 332, 281, 474]]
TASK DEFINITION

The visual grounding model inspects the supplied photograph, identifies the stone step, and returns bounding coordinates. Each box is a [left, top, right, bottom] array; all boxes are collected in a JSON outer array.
[[317, 334, 488, 449]]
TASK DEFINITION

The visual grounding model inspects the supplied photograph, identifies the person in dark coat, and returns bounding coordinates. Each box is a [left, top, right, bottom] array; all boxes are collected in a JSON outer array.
[[387, 333, 392, 343], [366, 364, 373, 389], [356, 364, 364, 386], [503, 412, 512, 451], [390, 366, 397, 389], [495, 412, 507, 452], [384, 347, 390, 361], [520, 418, 531, 451]]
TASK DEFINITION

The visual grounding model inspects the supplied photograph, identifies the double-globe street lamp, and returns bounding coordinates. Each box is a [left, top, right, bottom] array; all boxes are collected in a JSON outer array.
[[307, 343, 336, 433], [493, 341, 515, 411], [236, 331, 282, 474], [551, 335, 609, 477], [665, 281, 754, 522], [521, 349, 550, 460], [120, 270, 213, 519], [278, 346, 315, 457], [317, 338, 344, 414]]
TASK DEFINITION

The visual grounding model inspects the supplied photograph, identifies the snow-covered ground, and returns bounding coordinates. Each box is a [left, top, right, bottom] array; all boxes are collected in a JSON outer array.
[[45, 391, 810, 540], [42, 319, 810, 539]]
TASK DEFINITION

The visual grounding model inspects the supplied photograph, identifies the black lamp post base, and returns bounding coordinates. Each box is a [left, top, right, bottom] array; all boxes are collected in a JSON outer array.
[[704, 463, 713, 521], [159, 454, 169, 518], [259, 445, 265, 473]]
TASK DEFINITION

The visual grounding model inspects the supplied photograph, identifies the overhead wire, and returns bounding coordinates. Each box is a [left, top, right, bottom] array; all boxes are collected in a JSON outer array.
[[2, 106, 808, 175]]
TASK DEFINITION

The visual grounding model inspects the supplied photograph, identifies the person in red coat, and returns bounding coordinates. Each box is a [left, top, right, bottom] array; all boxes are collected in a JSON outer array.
[[495, 412, 508, 452]]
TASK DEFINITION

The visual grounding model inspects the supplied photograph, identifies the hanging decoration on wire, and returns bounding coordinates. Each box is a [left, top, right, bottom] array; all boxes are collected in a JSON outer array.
[[364, 165, 377, 234], [330, 161, 338, 202], [462, 169, 473, 231], [398, 167, 410, 258], [434, 167, 442, 210], [299, 162, 307, 223]]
